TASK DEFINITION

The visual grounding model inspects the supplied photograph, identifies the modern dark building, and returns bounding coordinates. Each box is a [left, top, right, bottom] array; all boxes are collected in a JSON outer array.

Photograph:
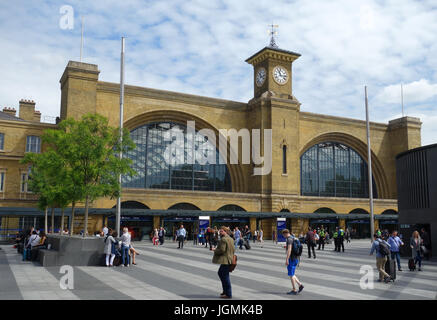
[[396, 143, 437, 258]]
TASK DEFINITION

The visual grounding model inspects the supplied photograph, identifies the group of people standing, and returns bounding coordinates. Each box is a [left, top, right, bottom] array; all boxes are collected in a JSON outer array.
[[299, 225, 350, 258], [370, 228, 432, 284], [102, 226, 140, 267]]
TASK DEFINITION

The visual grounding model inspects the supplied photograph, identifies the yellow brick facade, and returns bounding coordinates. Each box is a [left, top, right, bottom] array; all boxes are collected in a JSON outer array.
[[0, 46, 422, 238]]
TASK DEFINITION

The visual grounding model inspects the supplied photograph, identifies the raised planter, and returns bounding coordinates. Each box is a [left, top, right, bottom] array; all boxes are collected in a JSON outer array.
[[38, 234, 105, 267]]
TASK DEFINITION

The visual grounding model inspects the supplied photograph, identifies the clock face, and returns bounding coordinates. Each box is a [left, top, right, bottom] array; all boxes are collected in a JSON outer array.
[[256, 68, 266, 87], [273, 66, 288, 85]]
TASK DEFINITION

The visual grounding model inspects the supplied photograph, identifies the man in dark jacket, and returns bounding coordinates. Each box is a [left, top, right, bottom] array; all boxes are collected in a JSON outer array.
[[212, 226, 235, 299], [158, 227, 165, 245], [305, 227, 316, 259]]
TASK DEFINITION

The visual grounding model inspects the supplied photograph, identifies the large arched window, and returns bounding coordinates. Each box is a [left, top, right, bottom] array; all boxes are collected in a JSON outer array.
[[122, 122, 231, 192], [301, 142, 377, 198]]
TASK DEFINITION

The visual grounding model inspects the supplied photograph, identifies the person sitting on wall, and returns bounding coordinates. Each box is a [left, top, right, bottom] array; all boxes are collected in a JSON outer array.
[[129, 244, 140, 265], [31, 231, 48, 261]]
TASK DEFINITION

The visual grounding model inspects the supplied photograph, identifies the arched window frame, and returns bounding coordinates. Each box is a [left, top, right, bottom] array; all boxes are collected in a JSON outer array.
[[122, 121, 231, 192], [300, 142, 377, 198]]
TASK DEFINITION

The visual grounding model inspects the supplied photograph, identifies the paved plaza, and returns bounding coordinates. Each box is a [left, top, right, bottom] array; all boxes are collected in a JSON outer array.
[[0, 239, 436, 300]]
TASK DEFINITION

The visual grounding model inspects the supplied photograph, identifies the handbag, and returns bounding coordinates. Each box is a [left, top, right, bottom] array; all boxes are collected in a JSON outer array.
[[229, 255, 237, 272]]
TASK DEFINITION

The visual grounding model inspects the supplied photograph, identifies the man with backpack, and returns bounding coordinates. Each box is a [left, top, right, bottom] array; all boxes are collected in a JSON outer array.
[[370, 233, 392, 283], [282, 229, 304, 295]]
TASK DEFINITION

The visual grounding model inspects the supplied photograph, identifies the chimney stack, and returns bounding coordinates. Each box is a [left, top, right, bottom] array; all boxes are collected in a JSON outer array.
[[18, 99, 41, 122], [2, 107, 17, 117]]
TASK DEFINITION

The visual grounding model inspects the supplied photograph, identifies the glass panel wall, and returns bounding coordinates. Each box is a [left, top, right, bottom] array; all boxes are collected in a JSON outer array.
[[301, 142, 377, 198], [122, 122, 231, 192]]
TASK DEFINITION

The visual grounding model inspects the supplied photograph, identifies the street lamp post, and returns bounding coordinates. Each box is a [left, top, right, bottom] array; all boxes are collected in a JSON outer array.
[[365, 86, 374, 242], [116, 37, 125, 237]]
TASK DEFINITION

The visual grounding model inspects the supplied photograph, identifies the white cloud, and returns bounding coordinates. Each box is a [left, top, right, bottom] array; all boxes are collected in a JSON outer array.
[[375, 79, 437, 105], [0, 0, 436, 145]]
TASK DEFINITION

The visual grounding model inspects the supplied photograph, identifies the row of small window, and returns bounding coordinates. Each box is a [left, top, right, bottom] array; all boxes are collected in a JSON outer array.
[[0, 172, 31, 193], [0, 133, 40, 153]]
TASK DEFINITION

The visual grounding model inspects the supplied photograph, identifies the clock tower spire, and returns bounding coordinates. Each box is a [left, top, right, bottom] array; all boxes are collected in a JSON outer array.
[[246, 27, 300, 100]]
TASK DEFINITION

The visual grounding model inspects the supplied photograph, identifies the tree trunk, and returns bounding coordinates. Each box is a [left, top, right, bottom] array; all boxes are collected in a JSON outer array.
[[60, 208, 65, 234], [84, 195, 89, 237], [51, 207, 55, 234], [70, 202, 75, 236], [44, 207, 48, 234]]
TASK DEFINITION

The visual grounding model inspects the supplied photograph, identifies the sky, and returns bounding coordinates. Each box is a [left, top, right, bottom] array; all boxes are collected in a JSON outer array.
[[0, 0, 436, 146]]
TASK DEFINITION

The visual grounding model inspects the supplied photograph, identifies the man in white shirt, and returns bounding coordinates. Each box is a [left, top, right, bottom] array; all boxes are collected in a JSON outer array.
[[103, 225, 108, 237], [176, 225, 187, 249], [121, 227, 131, 267]]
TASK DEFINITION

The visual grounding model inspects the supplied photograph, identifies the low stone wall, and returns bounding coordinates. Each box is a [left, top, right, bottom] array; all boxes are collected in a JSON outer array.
[[38, 235, 105, 267]]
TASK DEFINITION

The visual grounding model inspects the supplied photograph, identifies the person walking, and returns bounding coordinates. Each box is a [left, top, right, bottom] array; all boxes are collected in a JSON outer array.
[[282, 229, 304, 295], [193, 228, 198, 246], [120, 227, 131, 267], [317, 227, 326, 250], [212, 226, 235, 299], [213, 226, 219, 249], [338, 227, 345, 252], [259, 228, 264, 248], [253, 230, 258, 244], [345, 228, 351, 243], [158, 227, 165, 245], [387, 230, 404, 272], [104, 229, 117, 267], [234, 227, 241, 249], [205, 227, 211, 249], [410, 231, 423, 271], [177, 225, 187, 249], [370, 233, 392, 283], [305, 227, 316, 259], [152, 228, 159, 246]]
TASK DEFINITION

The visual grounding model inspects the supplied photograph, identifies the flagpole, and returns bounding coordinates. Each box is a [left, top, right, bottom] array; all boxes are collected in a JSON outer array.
[[80, 17, 84, 62], [401, 84, 404, 117], [116, 37, 125, 237], [365, 86, 374, 242]]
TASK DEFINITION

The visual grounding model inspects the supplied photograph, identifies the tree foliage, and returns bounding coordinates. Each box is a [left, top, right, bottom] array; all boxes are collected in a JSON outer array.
[[22, 113, 136, 236]]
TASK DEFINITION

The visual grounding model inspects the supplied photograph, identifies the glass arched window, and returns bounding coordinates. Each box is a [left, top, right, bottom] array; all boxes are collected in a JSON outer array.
[[122, 122, 231, 192], [301, 142, 377, 198]]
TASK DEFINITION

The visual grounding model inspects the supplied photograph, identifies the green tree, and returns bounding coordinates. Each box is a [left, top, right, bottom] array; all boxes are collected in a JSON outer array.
[[23, 113, 136, 237], [50, 113, 135, 237], [21, 150, 66, 233]]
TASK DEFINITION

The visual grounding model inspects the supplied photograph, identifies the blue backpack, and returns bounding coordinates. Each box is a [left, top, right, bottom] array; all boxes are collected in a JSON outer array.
[[290, 237, 303, 257]]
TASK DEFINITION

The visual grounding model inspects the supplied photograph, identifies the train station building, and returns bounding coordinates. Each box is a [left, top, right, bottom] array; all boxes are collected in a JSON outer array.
[[0, 43, 421, 240]]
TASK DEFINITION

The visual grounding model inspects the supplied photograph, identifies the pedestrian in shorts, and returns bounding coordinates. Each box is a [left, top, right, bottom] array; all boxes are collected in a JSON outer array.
[[282, 229, 304, 295]]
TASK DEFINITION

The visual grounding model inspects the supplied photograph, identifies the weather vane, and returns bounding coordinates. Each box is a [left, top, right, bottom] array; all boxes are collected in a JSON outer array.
[[268, 23, 279, 48]]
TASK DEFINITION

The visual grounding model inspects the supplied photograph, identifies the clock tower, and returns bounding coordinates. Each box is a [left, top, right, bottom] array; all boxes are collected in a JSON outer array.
[[246, 37, 300, 100]]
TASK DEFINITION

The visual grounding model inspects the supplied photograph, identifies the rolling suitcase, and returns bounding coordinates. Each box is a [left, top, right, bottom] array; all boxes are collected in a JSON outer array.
[[408, 258, 416, 271], [384, 258, 396, 281]]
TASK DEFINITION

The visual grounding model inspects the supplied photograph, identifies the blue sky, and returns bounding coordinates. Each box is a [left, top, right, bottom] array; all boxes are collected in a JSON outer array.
[[0, 0, 436, 145]]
